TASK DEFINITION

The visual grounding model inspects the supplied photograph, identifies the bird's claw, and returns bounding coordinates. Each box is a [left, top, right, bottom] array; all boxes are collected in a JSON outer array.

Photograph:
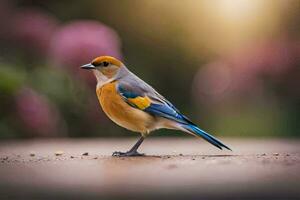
[[112, 151, 145, 157]]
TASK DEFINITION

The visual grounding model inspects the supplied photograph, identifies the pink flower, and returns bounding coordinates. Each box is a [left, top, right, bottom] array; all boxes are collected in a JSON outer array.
[[15, 87, 65, 137], [230, 39, 296, 78], [193, 61, 264, 104], [49, 20, 122, 85], [193, 38, 299, 104], [10, 8, 59, 56]]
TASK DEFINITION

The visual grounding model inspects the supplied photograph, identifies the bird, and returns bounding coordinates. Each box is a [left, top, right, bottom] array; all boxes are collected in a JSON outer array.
[[81, 56, 231, 156]]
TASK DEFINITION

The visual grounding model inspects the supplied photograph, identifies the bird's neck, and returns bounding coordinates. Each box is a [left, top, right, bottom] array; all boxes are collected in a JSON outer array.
[[93, 70, 114, 89], [93, 66, 131, 89]]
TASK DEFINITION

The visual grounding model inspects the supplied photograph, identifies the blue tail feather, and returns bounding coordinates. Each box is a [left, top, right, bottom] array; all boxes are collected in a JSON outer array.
[[182, 124, 231, 151]]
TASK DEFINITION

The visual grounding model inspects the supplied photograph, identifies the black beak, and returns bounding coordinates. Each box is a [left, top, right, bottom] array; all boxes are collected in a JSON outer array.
[[80, 63, 95, 70]]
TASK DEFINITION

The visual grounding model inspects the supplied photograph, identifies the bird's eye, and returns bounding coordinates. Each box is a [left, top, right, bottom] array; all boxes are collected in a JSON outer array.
[[92, 61, 100, 66], [103, 62, 109, 67]]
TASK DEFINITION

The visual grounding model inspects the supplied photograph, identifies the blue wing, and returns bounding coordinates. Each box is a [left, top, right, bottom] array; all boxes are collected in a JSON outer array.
[[117, 82, 191, 124], [117, 81, 231, 150]]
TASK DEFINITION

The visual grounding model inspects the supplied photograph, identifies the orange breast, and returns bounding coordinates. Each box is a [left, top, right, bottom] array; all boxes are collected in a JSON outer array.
[[96, 82, 155, 134]]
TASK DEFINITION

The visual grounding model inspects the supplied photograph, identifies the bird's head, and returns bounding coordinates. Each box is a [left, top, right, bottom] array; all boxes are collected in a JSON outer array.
[[81, 56, 124, 80]]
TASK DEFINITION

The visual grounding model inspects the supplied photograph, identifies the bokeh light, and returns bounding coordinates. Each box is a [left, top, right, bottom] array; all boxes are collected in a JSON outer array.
[[0, 0, 299, 138]]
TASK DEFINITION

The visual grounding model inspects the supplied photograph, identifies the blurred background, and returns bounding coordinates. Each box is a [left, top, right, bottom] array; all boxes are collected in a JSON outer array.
[[0, 0, 299, 139]]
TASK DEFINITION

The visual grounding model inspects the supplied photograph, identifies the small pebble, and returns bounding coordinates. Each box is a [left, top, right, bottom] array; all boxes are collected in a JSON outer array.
[[179, 153, 183, 156], [70, 156, 75, 159], [192, 158, 195, 160], [93, 156, 98, 159], [162, 156, 170, 159], [29, 152, 35, 157], [82, 152, 89, 156], [286, 154, 290, 156], [2, 156, 8, 160], [55, 151, 64, 156], [261, 153, 267, 156], [273, 153, 279, 156]]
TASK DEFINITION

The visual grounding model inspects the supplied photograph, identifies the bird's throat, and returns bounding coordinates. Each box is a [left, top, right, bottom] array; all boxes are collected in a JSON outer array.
[[93, 70, 114, 88]]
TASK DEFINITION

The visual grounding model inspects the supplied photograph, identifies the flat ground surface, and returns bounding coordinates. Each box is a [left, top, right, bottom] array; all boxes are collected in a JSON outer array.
[[0, 138, 300, 200]]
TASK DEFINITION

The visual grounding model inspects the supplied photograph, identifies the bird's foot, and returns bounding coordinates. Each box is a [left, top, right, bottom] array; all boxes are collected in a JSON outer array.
[[112, 151, 145, 157]]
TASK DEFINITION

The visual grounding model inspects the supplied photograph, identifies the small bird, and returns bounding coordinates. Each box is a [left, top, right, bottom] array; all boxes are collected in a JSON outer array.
[[81, 56, 231, 156]]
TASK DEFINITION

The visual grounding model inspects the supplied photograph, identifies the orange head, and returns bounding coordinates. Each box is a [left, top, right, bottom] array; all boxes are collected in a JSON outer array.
[[81, 56, 124, 79]]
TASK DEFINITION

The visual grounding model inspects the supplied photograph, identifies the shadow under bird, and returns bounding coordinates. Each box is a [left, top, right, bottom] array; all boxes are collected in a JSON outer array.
[[81, 56, 231, 156]]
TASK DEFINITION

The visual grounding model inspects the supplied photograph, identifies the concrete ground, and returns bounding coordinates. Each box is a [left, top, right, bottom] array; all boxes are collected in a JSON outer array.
[[0, 138, 299, 200]]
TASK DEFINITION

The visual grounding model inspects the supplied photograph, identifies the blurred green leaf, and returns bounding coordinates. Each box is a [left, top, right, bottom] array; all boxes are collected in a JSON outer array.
[[0, 64, 26, 95]]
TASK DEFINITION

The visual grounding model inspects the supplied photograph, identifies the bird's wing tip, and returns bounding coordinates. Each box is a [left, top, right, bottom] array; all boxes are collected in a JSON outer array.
[[222, 146, 232, 151]]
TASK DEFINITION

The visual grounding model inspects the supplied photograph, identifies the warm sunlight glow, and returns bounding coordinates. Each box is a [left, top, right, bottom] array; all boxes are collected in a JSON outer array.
[[179, 0, 281, 56], [215, 0, 264, 22]]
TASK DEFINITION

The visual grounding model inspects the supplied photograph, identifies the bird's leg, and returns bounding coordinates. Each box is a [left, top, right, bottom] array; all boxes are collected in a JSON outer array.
[[112, 136, 145, 157]]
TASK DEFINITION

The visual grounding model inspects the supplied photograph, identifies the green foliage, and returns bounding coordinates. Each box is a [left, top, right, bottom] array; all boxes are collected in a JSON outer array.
[[0, 64, 26, 95]]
